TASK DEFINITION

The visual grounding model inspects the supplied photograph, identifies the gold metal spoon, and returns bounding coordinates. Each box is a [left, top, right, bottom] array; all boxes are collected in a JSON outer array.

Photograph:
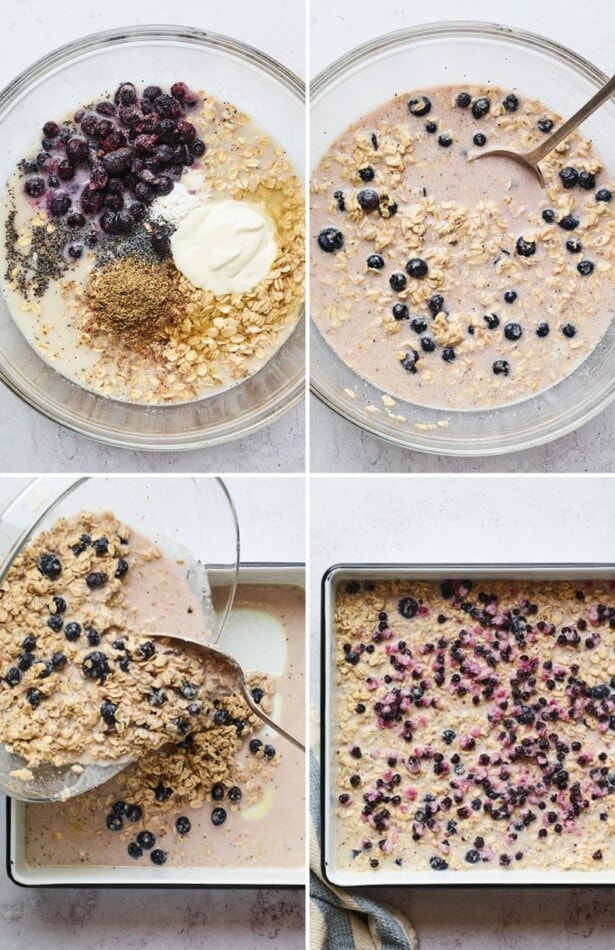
[[469, 73, 615, 186]]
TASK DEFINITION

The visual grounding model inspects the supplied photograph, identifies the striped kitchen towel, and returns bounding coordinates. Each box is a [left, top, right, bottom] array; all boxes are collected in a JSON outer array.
[[310, 711, 418, 950]]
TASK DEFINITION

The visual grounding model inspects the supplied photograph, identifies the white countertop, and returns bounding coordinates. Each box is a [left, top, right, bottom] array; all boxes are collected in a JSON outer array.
[[310, 473, 615, 949], [0, 0, 305, 474], [310, 0, 615, 473], [0, 474, 306, 949]]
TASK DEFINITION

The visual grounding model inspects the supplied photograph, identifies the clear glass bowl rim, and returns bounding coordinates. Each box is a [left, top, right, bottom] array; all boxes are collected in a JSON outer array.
[[310, 19, 614, 457], [0, 24, 305, 452]]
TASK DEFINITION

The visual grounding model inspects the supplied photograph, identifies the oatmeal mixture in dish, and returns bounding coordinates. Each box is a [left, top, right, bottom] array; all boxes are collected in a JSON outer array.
[[312, 86, 615, 411], [332, 577, 615, 872], [2, 81, 304, 404], [23, 584, 304, 869]]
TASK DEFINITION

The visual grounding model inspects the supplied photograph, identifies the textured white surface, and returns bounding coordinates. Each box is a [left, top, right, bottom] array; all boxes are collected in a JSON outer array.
[[310, 0, 615, 473], [310, 474, 615, 949], [0, 0, 305, 474], [0, 474, 306, 948]]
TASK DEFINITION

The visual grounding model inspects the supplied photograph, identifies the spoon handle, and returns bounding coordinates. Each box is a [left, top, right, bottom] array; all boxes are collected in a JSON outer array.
[[528, 73, 615, 164], [240, 681, 306, 752]]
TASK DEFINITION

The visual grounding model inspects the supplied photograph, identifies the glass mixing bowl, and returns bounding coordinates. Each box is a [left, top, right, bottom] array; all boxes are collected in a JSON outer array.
[[0, 475, 240, 799], [0, 26, 304, 450], [311, 21, 615, 456]]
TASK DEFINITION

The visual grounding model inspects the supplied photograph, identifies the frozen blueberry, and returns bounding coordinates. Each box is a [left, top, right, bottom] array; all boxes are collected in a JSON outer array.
[[473, 133, 486, 147], [52, 596, 67, 614], [25, 176, 46, 198], [22, 635, 37, 652], [180, 682, 197, 700], [536, 322, 550, 337], [51, 652, 67, 669], [542, 209, 556, 223], [81, 651, 109, 681], [153, 783, 173, 802], [127, 842, 143, 859], [425, 121, 437, 133], [442, 347, 456, 362], [251, 687, 264, 704], [389, 272, 407, 292], [17, 653, 34, 672], [578, 171, 596, 190], [50, 192, 71, 217], [504, 322, 522, 341], [516, 237, 536, 257], [148, 688, 167, 707], [559, 215, 579, 231], [367, 254, 384, 269], [538, 117, 554, 133], [358, 166, 375, 181], [176, 816, 192, 835], [484, 313, 500, 329], [87, 628, 102, 646], [125, 804, 142, 822], [408, 96, 431, 117], [559, 166, 579, 189], [5, 668, 21, 686], [150, 849, 167, 865], [106, 813, 123, 831], [472, 97, 490, 119], [392, 303, 409, 321], [26, 688, 42, 708], [429, 856, 449, 870], [187, 701, 202, 716], [502, 94, 519, 112], [86, 572, 107, 590], [420, 336, 436, 353], [213, 708, 229, 725], [228, 786, 242, 802], [64, 622, 82, 641], [596, 188, 612, 202], [318, 228, 344, 253], [438, 132, 453, 148], [428, 294, 444, 316], [398, 597, 419, 619], [493, 359, 510, 376], [577, 260, 594, 276], [357, 188, 380, 211], [400, 350, 419, 374], [211, 808, 227, 827], [562, 324, 576, 337], [47, 614, 63, 632], [137, 831, 156, 849], [566, 238, 582, 253], [92, 537, 109, 555], [38, 554, 62, 580], [465, 849, 481, 863], [406, 258, 428, 279], [100, 699, 117, 724], [504, 290, 517, 304], [456, 92, 472, 108], [411, 317, 428, 334]]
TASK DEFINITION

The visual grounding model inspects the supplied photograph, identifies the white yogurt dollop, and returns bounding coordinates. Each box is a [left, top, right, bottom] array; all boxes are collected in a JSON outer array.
[[170, 199, 278, 295]]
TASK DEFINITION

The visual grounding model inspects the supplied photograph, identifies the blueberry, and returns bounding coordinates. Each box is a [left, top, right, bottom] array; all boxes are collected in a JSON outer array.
[[153, 783, 173, 802], [106, 813, 123, 831], [211, 808, 227, 826], [127, 842, 143, 859], [398, 597, 418, 619], [406, 258, 428, 279], [536, 322, 550, 337], [429, 856, 449, 870], [93, 537, 109, 555], [425, 121, 437, 133], [251, 687, 264, 704], [22, 635, 37, 653], [136, 641, 155, 660], [562, 324, 576, 337], [559, 166, 579, 188], [392, 303, 409, 321], [407, 96, 431, 116], [36, 660, 53, 679], [87, 628, 102, 646], [538, 117, 554, 133], [472, 97, 490, 119], [578, 171, 596, 190], [318, 228, 344, 253], [125, 804, 142, 822], [484, 313, 500, 329], [389, 272, 407, 292], [502, 94, 519, 112], [212, 783, 225, 801], [367, 254, 384, 269], [493, 359, 510, 376], [150, 849, 167, 865], [465, 849, 481, 863], [542, 208, 556, 223], [176, 816, 191, 835], [411, 317, 428, 334], [51, 652, 67, 669], [191, 139, 206, 157], [5, 668, 21, 686], [187, 701, 202, 716], [357, 188, 380, 211], [400, 350, 419, 373], [358, 166, 375, 181], [38, 554, 62, 579], [249, 738, 263, 754], [559, 215, 579, 231], [504, 322, 522, 341], [17, 653, 34, 672], [596, 188, 612, 202], [473, 133, 486, 147], [64, 622, 82, 641], [333, 189, 345, 211], [438, 133, 453, 148], [264, 744, 276, 759], [577, 260, 594, 276], [86, 572, 107, 590], [213, 708, 229, 725], [504, 290, 517, 304], [26, 688, 42, 708], [566, 238, 582, 253], [47, 614, 63, 632], [149, 688, 167, 707], [101, 699, 117, 724], [81, 651, 109, 681], [420, 336, 436, 352], [456, 92, 472, 108], [24, 177, 46, 198], [516, 237, 536, 257], [228, 786, 242, 802], [442, 729, 456, 745], [137, 830, 156, 849], [180, 682, 197, 700], [112, 801, 126, 817], [428, 294, 444, 315], [50, 193, 71, 217], [442, 347, 456, 362], [114, 558, 129, 579]]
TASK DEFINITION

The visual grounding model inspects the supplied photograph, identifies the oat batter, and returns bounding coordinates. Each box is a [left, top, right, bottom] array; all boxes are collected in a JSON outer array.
[[311, 86, 615, 410]]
